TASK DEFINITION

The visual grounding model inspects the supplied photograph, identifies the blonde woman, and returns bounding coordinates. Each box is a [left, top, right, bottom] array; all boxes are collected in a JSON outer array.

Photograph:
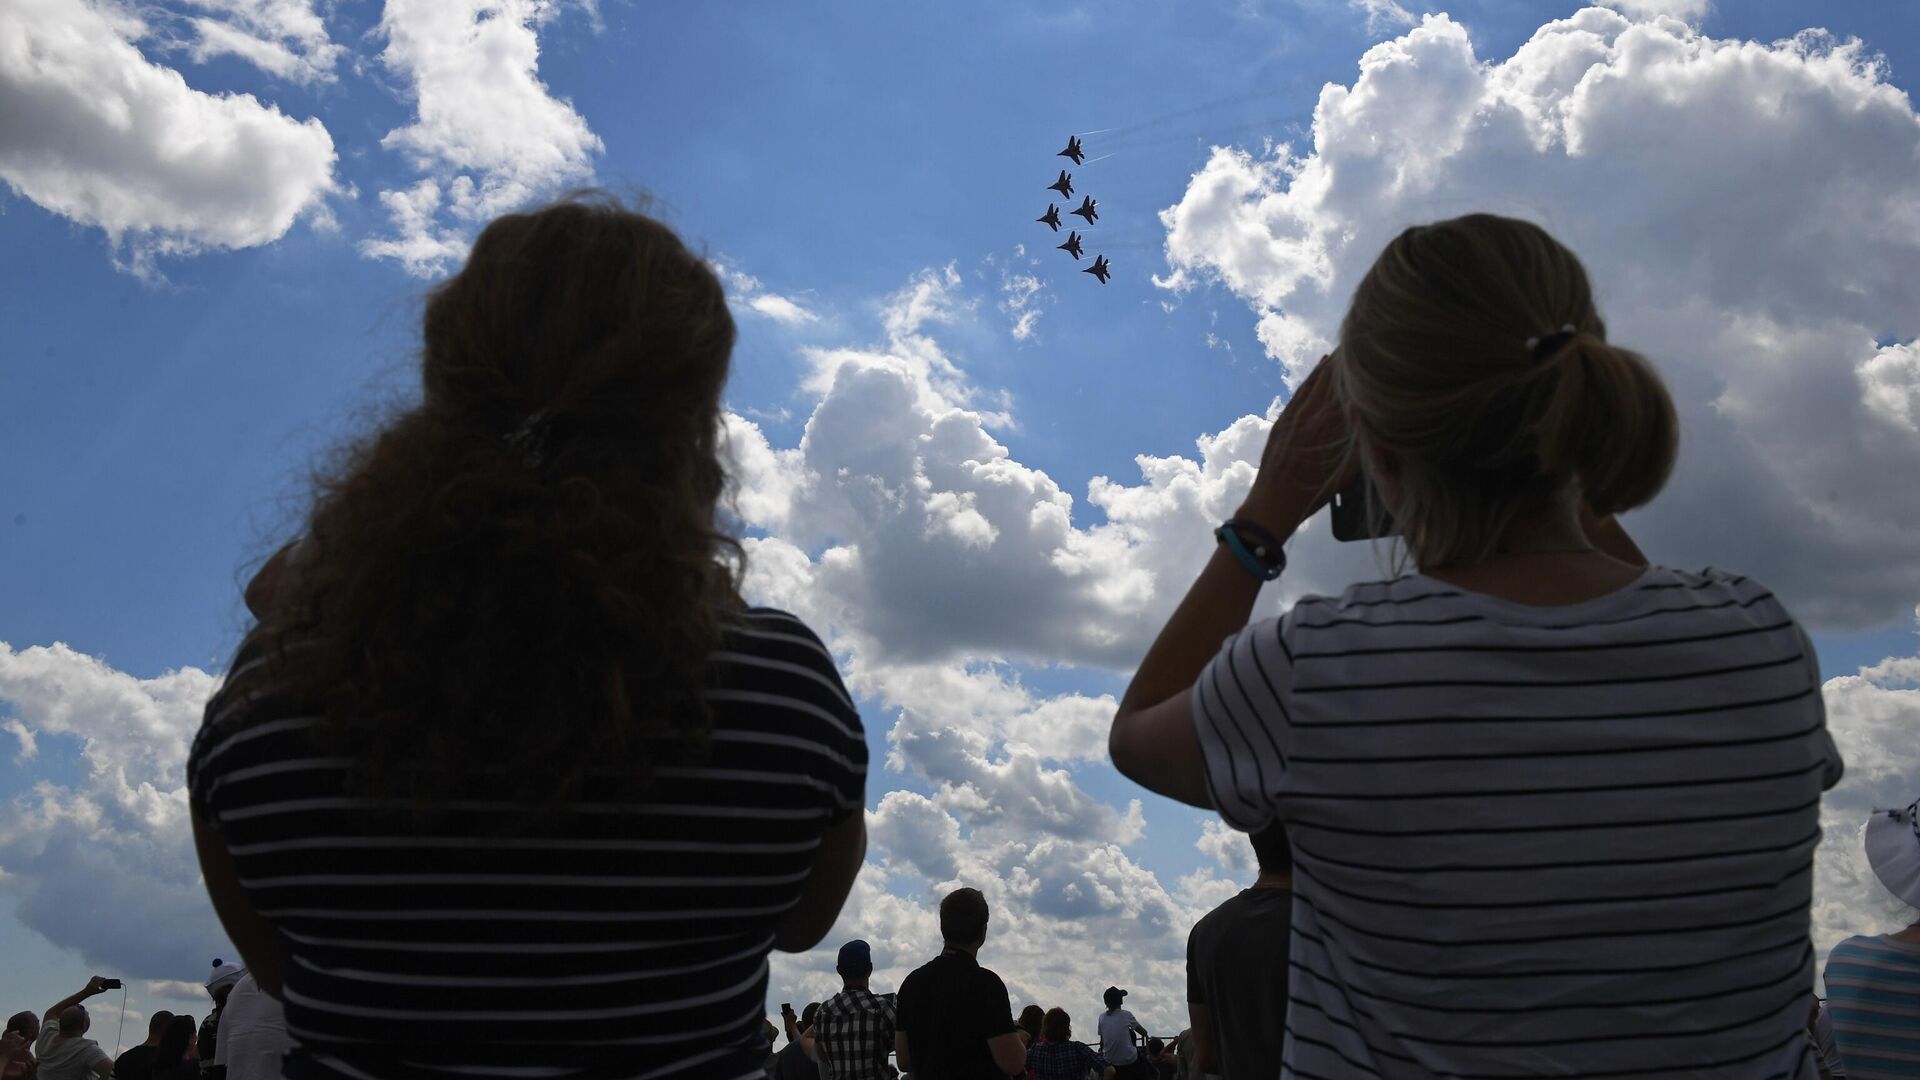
[[1109, 214, 1843, 1077]]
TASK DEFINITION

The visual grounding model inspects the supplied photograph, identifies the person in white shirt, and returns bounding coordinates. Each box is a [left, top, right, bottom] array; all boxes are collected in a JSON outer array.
[[1097, 988, 1149, 1079], [33, 978, 114, 1080], [214, 972, 293, 1080]]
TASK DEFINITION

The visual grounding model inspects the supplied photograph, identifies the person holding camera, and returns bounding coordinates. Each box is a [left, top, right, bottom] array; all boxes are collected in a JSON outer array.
[[1109, 214, 1843, 1077], [33, 977, 115, 1080]]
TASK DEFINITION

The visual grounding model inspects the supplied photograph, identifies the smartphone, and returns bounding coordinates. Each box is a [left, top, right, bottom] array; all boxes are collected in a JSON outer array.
[[1329, 473, 1398, 542], [101, 979, 122, 990], [780, 1002, 793, 1014]]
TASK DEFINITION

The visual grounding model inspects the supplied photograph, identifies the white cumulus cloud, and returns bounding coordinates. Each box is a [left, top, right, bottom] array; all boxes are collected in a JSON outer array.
[[1155, 8, 1920, 631], [175, 0, 345, 84], [0, 643, 229, 979], [1814, 651, 1920, 982], [360, 0, 603, 276], [0, 0, 339, 275]]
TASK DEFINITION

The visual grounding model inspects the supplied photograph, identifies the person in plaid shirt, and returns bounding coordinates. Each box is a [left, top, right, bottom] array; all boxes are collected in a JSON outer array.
[[812, 940, 898, 1080], [1026, 1008, 1114, 1080]]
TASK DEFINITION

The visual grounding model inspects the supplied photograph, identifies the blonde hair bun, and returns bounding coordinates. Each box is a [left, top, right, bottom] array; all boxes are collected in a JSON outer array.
[[1335, 214, 1679, 568]]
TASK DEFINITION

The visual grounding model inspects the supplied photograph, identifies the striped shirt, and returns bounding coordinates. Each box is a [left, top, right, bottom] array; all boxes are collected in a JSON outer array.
[[1192, 565, 1843, 1079], [1825, 935, 1920, 1077], [186, 607, 866, 1080]]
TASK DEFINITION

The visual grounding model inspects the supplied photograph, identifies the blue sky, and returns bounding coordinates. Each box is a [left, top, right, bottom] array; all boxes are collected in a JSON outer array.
[[4, 0, 1920, 1042]]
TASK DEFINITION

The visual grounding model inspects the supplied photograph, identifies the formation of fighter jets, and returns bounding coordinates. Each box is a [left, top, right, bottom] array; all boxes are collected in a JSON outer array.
[[1034, 134, 1111, 285]]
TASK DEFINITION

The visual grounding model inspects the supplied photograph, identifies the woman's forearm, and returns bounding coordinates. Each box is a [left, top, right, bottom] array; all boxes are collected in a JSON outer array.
[[1116, 545, 1269, 718]]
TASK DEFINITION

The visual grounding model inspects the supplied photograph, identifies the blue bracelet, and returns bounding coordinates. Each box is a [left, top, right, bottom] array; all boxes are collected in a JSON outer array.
[[1215, 520, 1286, 581]]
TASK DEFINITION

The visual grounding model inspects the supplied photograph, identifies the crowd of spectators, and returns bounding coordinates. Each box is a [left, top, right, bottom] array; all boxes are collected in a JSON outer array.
[[1, 961, 292, 1080], [29, 195, 1886, 1080]]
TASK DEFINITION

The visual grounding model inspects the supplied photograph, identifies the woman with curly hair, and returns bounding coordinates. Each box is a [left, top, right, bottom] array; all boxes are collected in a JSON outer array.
[[188, 196, 868, 1080]]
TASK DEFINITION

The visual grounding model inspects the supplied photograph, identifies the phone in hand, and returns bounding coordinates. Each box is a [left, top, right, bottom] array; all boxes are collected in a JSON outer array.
[[1329, 473, 1398, 542], [780, 1002, 793, 1015], [100, 978, 122, 990]]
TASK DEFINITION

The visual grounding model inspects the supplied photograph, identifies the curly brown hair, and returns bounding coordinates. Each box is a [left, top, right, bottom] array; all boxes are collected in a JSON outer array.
[[259, 194, 740, 821]]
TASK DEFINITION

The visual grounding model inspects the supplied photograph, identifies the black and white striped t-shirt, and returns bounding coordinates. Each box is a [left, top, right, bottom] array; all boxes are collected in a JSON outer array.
[[1192, 565, 1843, 1079], [186, 607, 865, 1080]]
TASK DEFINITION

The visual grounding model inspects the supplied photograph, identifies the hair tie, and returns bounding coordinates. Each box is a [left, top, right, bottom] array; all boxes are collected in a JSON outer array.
[[503, 410, 552, 468], [1525, 323, 1580, 361]]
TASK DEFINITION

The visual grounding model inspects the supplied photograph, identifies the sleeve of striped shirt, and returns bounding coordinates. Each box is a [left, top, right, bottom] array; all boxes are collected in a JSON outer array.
[[1790, 619, 1845, 791], [1190, 614, 1293, 832], [764, 612, 869, 823], [185, 632, 272, 822]]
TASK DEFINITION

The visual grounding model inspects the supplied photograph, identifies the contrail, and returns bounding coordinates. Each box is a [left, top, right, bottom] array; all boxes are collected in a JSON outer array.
[[1072, 127, 1114, 136], [1079, 152, 1117, 166]]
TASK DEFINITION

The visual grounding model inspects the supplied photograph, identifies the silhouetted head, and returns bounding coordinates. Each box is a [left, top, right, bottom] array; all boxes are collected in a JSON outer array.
[[4, 1012, 37, 1042], [1333, 213, 1678, 570], [57, 1006, 88, 1037], [1017, 1004, 1045, 1042], [1042, 1007, 1072, 1044], [155, 1015, 196, 1068], [939, 887, 990, 948], [1103, 986, 1127, 1011], [836, 939, 873, 983], [146, 1010, 175, 1044], [263, 194, 741, 817]]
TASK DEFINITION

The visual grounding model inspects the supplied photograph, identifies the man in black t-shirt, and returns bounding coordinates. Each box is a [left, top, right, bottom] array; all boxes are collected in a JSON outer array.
[[894, 888, 1024, 1080], [110, 1011, 175, 1080], [1186, 824, 1292, 1080]]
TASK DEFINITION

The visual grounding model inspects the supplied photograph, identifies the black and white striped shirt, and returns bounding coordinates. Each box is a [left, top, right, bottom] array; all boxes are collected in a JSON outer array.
[[187, 607, 866, 1080], [1192, 565, 1843, 1079]]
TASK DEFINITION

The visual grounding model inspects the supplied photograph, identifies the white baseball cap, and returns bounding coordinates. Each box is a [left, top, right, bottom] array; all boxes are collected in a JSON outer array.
[[1866, 797, 1920, 910]]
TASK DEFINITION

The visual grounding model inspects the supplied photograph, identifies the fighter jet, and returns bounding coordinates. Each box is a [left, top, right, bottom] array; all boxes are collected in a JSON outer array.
[[1058, 135, 1085, 165], [1048, 170, 1074, 198], [1084, 255, 1111, 284], [1071, 196, 1099, 224], [1057, 231, 1084, 260], [1037, 204, 1062, 232]]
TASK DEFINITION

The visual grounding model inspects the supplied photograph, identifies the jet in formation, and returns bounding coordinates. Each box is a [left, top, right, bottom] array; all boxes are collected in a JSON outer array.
[[1034, 138, 1108, 286]]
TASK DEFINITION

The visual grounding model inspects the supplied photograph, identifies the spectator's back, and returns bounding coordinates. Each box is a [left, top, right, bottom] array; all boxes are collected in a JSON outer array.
[[186, 197, 869, 1080], [1194, 565, 1836, 1076], [1111, 214, 1845, 1079]]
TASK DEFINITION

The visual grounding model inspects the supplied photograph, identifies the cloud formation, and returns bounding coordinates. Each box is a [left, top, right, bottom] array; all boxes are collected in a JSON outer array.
[[0, 0, 338, 275], [174, 0, 345, 85], [360, 0, 603, 276], [1814, 650, 1920, 982], [1156, 7, 1920, 632], [714, 262, 823, 328], [0, 643, 228, 979]]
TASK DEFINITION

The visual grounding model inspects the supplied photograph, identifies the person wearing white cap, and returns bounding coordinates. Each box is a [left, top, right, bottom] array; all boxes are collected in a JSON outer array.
[[1823, 798, 1920, 1079], [197, 958, 245, 1077]]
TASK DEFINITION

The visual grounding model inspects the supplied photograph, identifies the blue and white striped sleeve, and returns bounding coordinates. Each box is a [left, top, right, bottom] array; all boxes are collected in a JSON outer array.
[[1190, 614, 1294, 832]]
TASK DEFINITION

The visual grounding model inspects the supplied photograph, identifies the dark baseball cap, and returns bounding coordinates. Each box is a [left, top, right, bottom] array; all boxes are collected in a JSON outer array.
[[1104, 986, 1127, 1007], [837, 939, 873, 974]]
